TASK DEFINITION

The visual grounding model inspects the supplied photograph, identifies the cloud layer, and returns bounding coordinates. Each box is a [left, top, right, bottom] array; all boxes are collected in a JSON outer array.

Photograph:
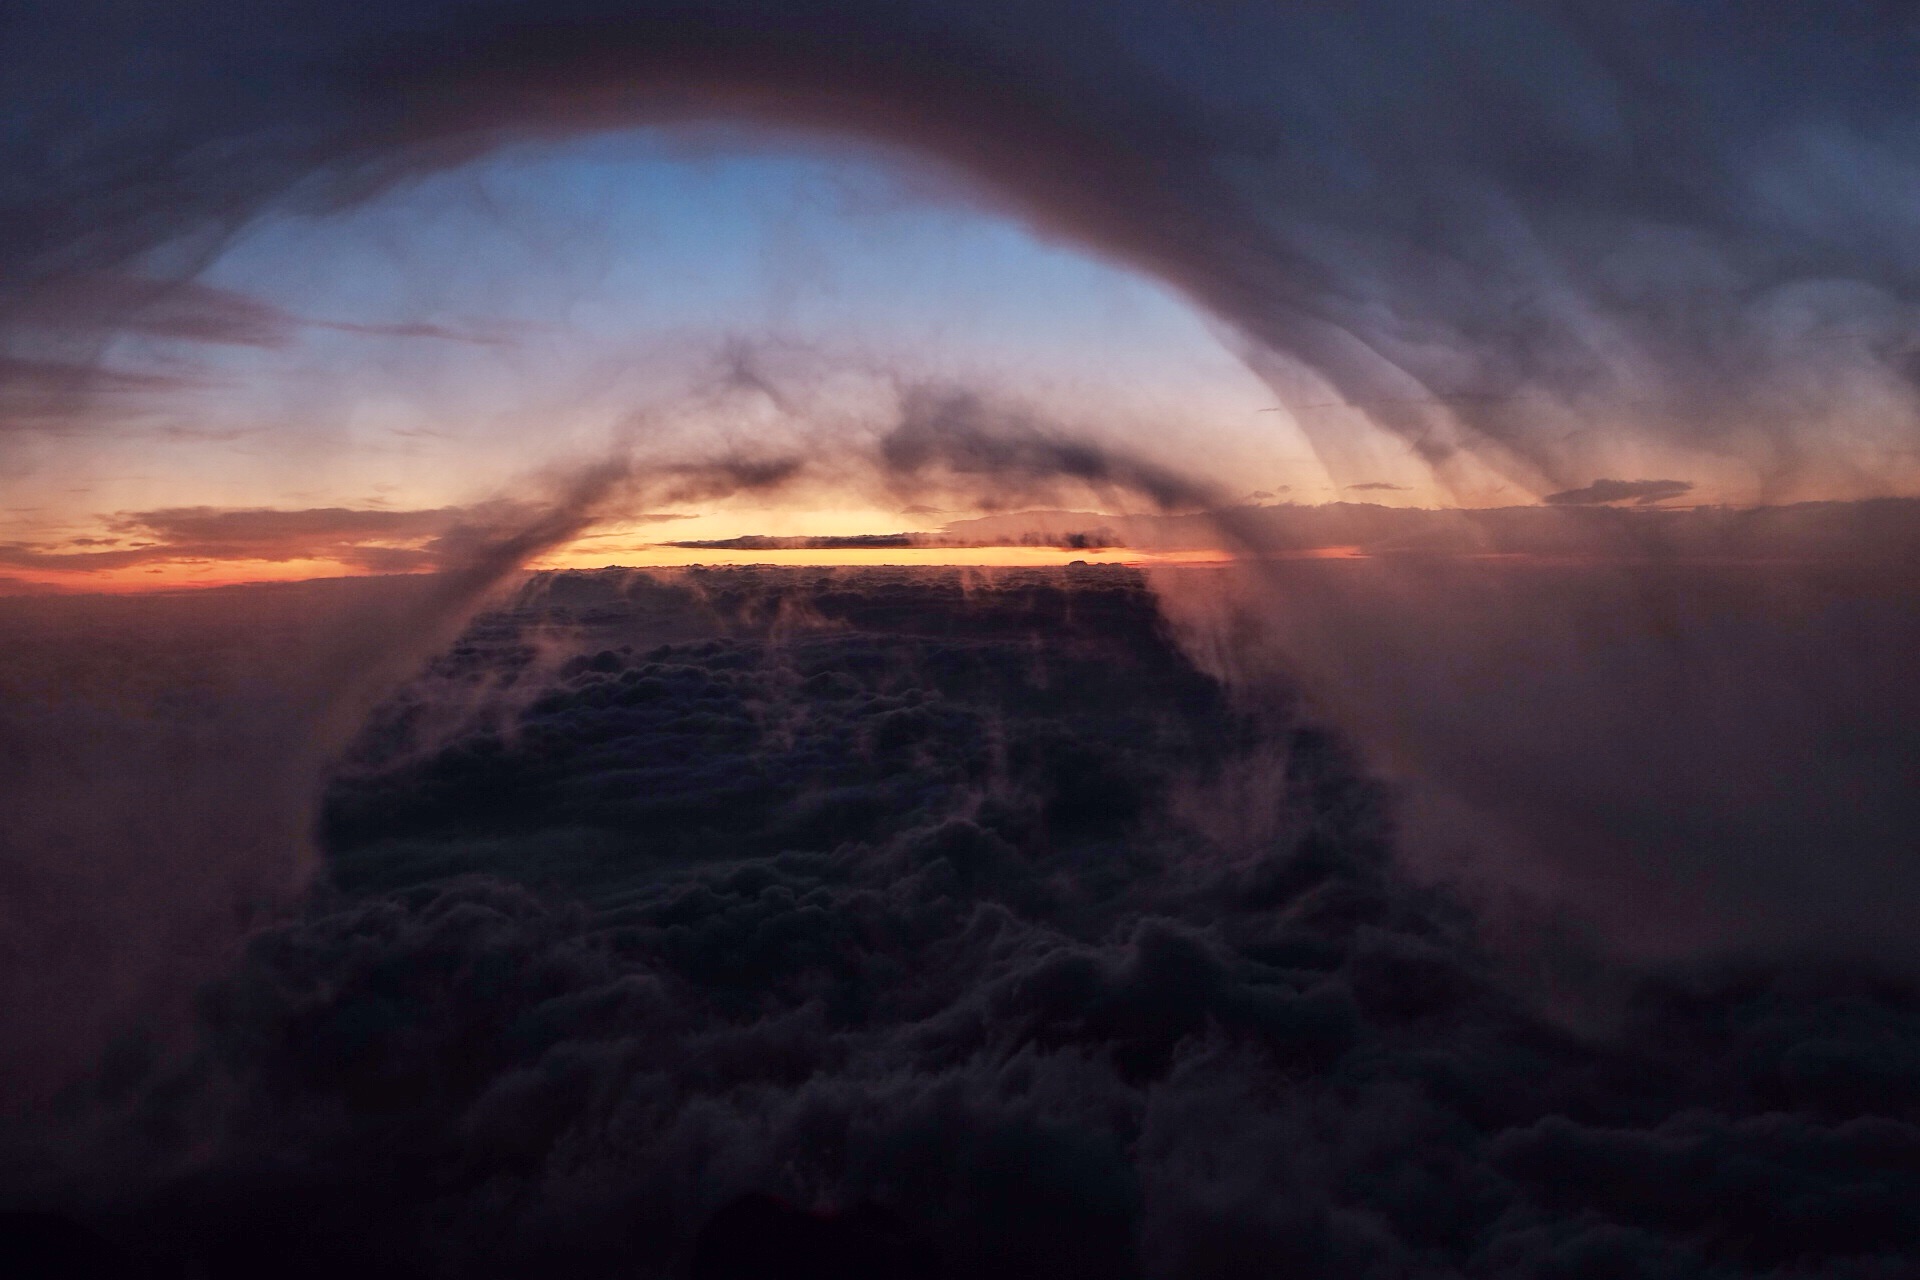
[[9, 568, 1917, 1278]]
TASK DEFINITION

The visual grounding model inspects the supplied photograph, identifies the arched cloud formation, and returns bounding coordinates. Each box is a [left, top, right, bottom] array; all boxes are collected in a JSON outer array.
[[6, 0, 1920, 497], [7, 14, 1920, 1262], [7, 0, 1920, 1132]]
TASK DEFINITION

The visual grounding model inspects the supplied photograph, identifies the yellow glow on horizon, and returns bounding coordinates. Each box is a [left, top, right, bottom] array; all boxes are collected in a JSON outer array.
[[2, 557, 387, 595], [529, 543, 1239, 570], [3, 543, 1251, 596]]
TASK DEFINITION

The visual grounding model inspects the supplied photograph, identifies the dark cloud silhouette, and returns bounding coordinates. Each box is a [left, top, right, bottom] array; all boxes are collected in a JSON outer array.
[[1344, 482, 1409, 493], [878, 390, 1219, 514], [661, 527, 1119, 552], [1543, 478, 1696, 506], [666, 533, 918, 551], [8, 568, 1919, 1278]]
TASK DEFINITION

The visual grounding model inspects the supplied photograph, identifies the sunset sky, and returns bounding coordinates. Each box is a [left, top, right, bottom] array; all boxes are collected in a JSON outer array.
[[0, 134, 1292, 589], [9, 1, 1920, 597], [13, 123, 1899, 593]]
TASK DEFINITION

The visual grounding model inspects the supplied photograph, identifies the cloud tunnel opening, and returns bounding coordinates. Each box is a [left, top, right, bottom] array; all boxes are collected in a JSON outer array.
[[6, 2, 1920, 1065], [5, 6, 1920, 1275]]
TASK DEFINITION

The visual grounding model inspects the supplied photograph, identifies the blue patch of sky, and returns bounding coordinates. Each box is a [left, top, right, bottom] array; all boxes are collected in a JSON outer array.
[[194, 129, 1245, 381]]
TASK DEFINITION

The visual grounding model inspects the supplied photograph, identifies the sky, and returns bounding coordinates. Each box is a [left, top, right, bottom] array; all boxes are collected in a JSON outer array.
[[1, 132, 1365, 590], [13, 0, 1920, 590]]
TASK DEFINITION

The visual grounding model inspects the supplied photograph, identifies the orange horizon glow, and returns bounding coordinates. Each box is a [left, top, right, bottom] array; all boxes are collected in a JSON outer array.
[[1, 544, 1254, 596], [0, 557, 402, 595]]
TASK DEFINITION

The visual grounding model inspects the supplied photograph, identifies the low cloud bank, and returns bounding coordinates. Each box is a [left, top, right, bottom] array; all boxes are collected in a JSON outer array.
[[6, 568, 1916, 1278]]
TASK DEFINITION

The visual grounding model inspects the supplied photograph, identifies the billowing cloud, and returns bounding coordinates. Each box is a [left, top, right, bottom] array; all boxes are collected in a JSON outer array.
[[9, 567, 1916, 1278]]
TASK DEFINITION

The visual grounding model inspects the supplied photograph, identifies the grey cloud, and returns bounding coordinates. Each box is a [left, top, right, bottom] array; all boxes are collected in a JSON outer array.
[[11, 567, 1918, 1278], [1543, 478, 1695, 506], [879, 389, 1219, 513]]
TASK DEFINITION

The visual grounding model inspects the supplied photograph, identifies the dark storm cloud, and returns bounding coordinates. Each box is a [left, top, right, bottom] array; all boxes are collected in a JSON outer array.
[[8, 1, 1920, 489], [14, 568, 1920, 1279], [1543, 477, 1695, 506]]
